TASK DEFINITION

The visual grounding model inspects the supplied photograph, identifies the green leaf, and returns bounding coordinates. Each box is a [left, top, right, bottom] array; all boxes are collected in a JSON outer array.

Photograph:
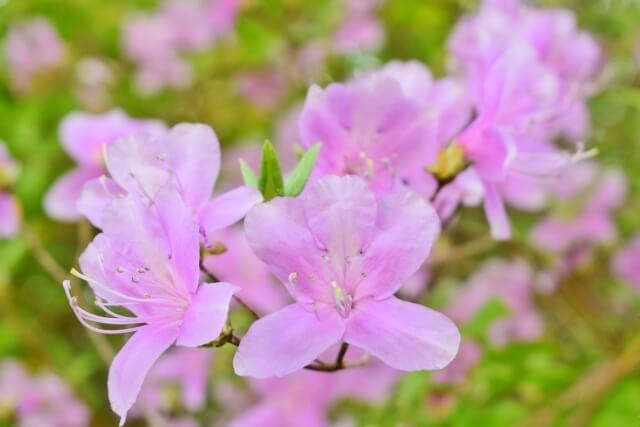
[[284, 143, 321, 196], [238, 159, 258, 188], [258, 141, 285, 201]]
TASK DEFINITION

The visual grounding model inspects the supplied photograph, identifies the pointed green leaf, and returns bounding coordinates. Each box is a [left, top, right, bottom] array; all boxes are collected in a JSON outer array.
[[258, 140, 285, 201], [238, 159, 258, 188], [284, 143, 321, 196]]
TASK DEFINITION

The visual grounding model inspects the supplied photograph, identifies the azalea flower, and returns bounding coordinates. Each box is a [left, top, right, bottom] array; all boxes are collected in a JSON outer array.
[[298, 71, 439, 195], [63, 185, 238, 425], [44, 109, 166, 221], [432, 339, 483, 385], [123, 0, 240, 94], [0, 142, 21, 238], [4, 17, 65, 92], [0, 359, 89, 427], [447, 259, 542, 346], [202, 227, 290, 314], [613, 234, 640, 292], [78, 122, 262, 243], [234, 175, 459, 378], [229, 347, 397, 427], [134, 347, 214, 417]]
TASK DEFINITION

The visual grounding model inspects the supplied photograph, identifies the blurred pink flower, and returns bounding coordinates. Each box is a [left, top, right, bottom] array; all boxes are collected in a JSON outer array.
[[333, 0, 384, 55], [531, 162, 627, 253], [4, 17, 65, 92], [334, 15, 384, 55], [0, 360, 89, 427], [234, 175, 459, 378], [613, 234, 640, 292], [135, 347, 214, 415], [229, 347, 397, 427], [236, 69, 288, 109], [78, 123, 262, 239], [447, 259, 543, 346], [449, 0, 601, 140], [44, 109, 166, 222], [432, 339, 482, 385], [0, 142, 20, 238], [64, 186, 238, 425], [123, 0, 240, 94]]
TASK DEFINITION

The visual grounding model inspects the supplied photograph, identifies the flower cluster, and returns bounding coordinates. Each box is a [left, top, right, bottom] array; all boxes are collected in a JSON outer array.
[[123, 0, 240, 94], [0, 142, 21, 238], [21, 0, 619, 425]]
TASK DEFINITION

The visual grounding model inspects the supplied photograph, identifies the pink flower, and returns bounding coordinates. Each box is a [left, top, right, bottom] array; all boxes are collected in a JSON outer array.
[[122, 0, 239, 94], [235, 68, 288, 109], [447, 259, 542, 346], [531, 162, 627, 253], [452, 49, 593, 239], [4, 17, 65, 92], [203, 227, 289, 314], [0, 359, 89, 427], [449, 0, 601, 140], [136, 347, 214, 415], [0, 142, 21, 238], [228, 347, 397, 427], [613, 234, 640, 292], [333, 0, 384, 55], [78, 123, 262, 241], [63, 186, 238, 425], [432, 339, 482, 385], [234, 175, 459, 378], [298, 72, 439, 195], [44, 109, 166, 222], [333, 15, 384, 55]]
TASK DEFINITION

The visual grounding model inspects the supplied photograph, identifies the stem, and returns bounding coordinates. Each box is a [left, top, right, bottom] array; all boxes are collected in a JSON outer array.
[[518, 332, 640, 427], [21, 223, 67, 283]]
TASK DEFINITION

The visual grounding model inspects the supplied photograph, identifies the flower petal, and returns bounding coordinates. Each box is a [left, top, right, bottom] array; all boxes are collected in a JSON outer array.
[[0, 192, 20, 238], [77, 176, 125, 228], [344, 297, 460, 371], [245, 197, 328, 303], [164, 123, 221, 212], [108, 323, 179, 426], [154, 185, 201, 295], [483, 182, 511, 240], [303, 175, 376, 258], [177, 282, 238, 347], [199, 185, 262, 236], [233, 303, 346, 378], [355, 190, 440, 300], [44, 167, 102, 221]]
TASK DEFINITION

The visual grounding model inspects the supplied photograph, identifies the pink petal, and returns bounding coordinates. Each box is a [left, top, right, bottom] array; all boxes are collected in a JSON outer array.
[[303, 175, 376, 258], [77, 176, 125, 228], [105, 133, 169, 199], [0, 192, 20, 238], [355, 190, 440, 300], [44, 167, 102, 221], [176, 282, 238, 347], [344, 297, 460, 371], [164, 123, 221, 212], [483, 182, 511, 240], [199, 185, 262, 235], [108, 323, 179, 426], [233, 303, 346, 378], [245, 197, 328, 303], [154, 186, 201, 295]]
